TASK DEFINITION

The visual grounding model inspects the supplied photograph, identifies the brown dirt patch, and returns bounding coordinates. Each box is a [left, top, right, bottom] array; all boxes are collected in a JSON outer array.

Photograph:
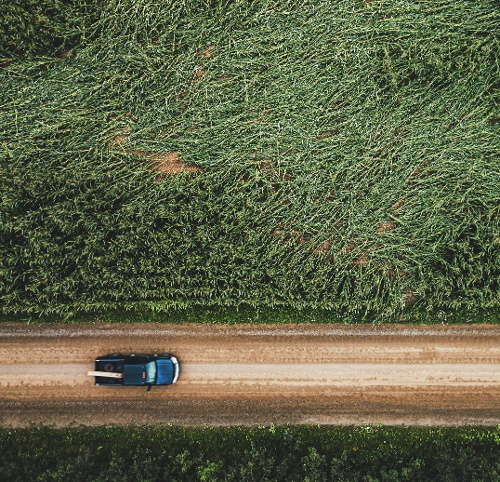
[[377, 222, 395, 233], [198, 45, 215, 59], [314, 240, 331, 254], [129, 150, 203, 176], [391, 200, 405, 211], [270, 227, 310, 244], [58, 50, 76, 59], [153, 152, 202, 175], [112, 135, 127, 145], [352, 253, 369, 266], [108, 129, 203, 176], [316, 130, 333, 140]]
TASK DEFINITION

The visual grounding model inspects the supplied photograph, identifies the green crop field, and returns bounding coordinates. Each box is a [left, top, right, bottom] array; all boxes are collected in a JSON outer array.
[[2, 425, 500, 481], [1, 0, 499, 321]]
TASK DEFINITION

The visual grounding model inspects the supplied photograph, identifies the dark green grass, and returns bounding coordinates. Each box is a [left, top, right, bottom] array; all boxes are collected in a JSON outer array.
[[2, 425, 500, 481], [0, 1, 99, 58], [1, 306, 499, 326], [1, 1, 499, 320]]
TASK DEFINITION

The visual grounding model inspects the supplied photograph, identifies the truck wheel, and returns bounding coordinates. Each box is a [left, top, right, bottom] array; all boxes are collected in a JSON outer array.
[[104, 363, 114, 372]]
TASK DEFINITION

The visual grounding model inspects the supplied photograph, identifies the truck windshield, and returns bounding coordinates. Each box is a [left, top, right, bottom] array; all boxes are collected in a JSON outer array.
[[145, 361, 156, 384]]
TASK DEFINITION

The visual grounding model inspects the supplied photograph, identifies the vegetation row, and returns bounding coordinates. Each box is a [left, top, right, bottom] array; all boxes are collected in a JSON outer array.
[[2, 424, 500, 481]]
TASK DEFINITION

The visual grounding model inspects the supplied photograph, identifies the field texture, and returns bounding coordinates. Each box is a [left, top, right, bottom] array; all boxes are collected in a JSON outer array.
[[2, 425, 500, 482], [1, 1, 499, 319]]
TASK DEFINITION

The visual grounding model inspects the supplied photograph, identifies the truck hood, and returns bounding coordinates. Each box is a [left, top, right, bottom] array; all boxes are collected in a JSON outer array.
[[156, 359, 174, 385]]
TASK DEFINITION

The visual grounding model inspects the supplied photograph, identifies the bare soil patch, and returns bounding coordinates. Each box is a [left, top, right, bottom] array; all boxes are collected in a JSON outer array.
[[153, 152, 202, 175], [130, 150, 202, 176], [198, 45, 214, 59], [109, 128, 203, 176]]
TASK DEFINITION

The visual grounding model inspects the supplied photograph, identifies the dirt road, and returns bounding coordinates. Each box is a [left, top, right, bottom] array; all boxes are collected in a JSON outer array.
[[1, 323, 500, 427]]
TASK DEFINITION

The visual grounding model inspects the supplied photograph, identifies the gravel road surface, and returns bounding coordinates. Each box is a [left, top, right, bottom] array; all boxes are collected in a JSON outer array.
[[1, 323, 499, 426]]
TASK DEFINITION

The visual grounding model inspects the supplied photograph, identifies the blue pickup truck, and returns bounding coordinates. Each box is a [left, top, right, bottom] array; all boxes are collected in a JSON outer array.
[[88, 353, 179, 389]]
